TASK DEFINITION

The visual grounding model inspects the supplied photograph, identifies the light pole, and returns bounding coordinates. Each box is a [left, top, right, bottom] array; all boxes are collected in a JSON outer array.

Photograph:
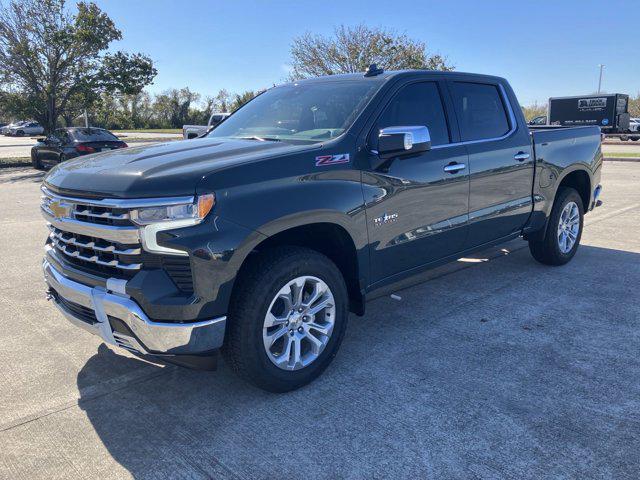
[[597, 64, 605, 93]]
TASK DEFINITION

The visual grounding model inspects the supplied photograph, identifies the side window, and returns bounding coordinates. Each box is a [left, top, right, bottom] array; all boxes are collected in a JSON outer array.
[[450, 82, 511, 142], [375, 82, 450, 146]]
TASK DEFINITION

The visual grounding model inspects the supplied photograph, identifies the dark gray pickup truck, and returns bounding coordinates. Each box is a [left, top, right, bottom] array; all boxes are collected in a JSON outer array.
[[41, 67, 603, 392]]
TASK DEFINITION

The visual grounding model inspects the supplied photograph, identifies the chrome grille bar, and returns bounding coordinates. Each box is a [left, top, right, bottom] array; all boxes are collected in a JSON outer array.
[[74, 207, 130, 221], [48, 227, 142, 255], [52, 237, 142, 271], [41, 207, 140, 244]]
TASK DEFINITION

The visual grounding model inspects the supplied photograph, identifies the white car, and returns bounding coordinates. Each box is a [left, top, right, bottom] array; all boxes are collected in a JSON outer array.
[[5, 121, 44, 136], [1, 120, 28, 135], [629, 118, 640, 133]]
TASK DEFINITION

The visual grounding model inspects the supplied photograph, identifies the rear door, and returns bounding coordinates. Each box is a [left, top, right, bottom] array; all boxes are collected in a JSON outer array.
[[364, 80, 470, 283], [40, 129, 65, 163], [447, 80, 534, 248]]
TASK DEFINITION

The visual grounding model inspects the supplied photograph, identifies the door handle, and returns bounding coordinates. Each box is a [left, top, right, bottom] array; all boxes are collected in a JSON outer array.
[[514, 152, 530, 162], [443, 162, 466, 173]]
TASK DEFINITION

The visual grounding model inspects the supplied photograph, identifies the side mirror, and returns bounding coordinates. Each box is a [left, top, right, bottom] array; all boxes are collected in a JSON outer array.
[[377, 126, 431, 159], [36, 137, 47, 143]]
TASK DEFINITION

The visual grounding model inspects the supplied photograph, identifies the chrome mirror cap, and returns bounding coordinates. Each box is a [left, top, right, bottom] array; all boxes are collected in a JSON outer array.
[[377, 125, 432, 159]]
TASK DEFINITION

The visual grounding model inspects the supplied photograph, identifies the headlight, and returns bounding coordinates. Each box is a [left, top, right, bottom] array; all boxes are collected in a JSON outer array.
[[131, 194, 215, 226]]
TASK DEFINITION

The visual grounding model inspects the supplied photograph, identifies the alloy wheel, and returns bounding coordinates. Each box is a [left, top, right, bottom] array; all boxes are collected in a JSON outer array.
[[262, 275, 336, 371], [557, 201, 580, 254]]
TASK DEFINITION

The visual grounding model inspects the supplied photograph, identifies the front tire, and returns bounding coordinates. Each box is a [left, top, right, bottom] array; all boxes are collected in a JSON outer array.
[[529, 187, 584, 265], [16, 130, 24, 137], [222, 246, 349, 392]]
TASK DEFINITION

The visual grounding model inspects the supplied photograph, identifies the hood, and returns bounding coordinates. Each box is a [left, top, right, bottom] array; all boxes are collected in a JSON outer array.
[[44, 137, 308, 198]]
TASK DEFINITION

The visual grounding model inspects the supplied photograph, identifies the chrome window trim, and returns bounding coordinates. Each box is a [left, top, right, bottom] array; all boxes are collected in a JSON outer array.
[[432, 83, 518, 150], [41, 186, 194, 209]]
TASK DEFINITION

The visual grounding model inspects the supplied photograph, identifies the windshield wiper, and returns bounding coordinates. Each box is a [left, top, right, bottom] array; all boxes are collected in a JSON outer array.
[[236, 136, 281, 142]]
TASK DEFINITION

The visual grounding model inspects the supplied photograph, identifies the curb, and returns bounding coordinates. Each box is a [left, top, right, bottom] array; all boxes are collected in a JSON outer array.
[[604, 157, 640, 162]]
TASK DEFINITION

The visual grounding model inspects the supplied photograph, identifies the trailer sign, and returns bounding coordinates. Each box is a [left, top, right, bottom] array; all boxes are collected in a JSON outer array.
[[578, 97, 607, 110], [549, 93, 629, 133]]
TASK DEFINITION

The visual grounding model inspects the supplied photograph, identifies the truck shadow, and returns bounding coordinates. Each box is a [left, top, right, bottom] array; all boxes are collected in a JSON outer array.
[[76, 243, 640, 479]]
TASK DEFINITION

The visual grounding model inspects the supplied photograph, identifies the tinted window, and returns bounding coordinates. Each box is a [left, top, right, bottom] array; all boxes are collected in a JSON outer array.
[[375, 82, 449, 146], [71, 129, 119, 142], [450, 82, 510, 141]]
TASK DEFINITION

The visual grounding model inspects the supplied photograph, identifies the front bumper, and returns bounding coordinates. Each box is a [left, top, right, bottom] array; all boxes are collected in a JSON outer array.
[[43, 259, 226, 359]]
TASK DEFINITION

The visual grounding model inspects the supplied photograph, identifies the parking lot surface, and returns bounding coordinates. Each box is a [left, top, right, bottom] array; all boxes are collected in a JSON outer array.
[[1, 163, 639, 479]]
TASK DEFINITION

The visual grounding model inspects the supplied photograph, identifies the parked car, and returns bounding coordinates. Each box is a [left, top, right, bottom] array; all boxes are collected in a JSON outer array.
[[1, 120, 28, 135], [628, 118, 640, 140], [183, 112, 230, 139], [528, 115, 547, 126], [31, 127, 127, 170], [5, 121, 44, 136], [41, 67, 602, 392]]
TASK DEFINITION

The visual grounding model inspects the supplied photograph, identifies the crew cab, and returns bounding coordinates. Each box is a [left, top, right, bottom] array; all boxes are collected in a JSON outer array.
[[41, 67, 603, 392]]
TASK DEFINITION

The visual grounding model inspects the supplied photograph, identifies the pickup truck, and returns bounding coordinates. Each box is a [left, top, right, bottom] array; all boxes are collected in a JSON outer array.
[[182, 112, 230, 139], [41, 67, 603, 392]]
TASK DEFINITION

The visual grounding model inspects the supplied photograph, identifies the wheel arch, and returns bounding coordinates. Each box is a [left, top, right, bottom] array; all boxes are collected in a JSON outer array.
[[234, 220, 366, 316], [556, 168, 591, 212]]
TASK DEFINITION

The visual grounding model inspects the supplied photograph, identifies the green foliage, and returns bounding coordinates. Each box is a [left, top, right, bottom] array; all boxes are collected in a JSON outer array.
[[98, 52, 157, 95], [521, 102, 547, 122], [289, 24, 453, 80], [0, 0, 156, 132], [629, 94, 640, 118], [86, 88, 258, 130]]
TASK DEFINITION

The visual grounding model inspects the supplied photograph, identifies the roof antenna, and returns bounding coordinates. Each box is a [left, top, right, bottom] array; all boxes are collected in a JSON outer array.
[[364, 64, 384, 77]]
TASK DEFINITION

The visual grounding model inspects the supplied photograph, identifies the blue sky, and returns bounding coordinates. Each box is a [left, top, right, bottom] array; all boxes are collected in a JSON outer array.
[[93, 0, 639, 106]]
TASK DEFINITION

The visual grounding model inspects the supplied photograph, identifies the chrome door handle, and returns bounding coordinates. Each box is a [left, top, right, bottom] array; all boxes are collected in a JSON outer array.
[[443, 163, 466, 173], [514, 152, 530, 162]]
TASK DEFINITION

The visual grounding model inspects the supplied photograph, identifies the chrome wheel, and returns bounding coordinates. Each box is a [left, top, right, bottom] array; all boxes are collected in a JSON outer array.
[[262, 275, 336, 371], [557, 201, 580, 254]]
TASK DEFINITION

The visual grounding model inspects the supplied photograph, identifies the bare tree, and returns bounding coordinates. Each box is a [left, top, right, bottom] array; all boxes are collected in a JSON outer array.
[[289, 24, 453, 80]]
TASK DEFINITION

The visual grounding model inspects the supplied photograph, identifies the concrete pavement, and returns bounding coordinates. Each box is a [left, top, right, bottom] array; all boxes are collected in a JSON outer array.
[[0, 163, 639, 479]]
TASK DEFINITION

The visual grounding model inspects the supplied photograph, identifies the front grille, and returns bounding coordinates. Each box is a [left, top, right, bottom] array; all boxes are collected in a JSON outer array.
[[49, 225, 142, 272], [42, 188, 194, 293], [52, 289, 97, 324]]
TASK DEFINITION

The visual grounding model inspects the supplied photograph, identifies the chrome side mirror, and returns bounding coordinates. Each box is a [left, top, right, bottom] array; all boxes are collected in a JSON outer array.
[[377, 126, 431, 159]]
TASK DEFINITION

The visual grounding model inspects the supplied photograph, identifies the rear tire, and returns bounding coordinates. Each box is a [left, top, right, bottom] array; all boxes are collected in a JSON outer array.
[[222, 246, 349, 392], [31, 149, 44, 170], [528, 187, 584, 266]]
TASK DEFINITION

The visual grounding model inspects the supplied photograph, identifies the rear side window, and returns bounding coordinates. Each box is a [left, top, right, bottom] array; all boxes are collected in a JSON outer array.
[[450, 82, 510, 142], [375, 82, 450, 146]]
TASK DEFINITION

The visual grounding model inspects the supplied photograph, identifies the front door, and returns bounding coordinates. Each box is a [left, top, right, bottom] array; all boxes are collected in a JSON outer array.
[[363, 81, 470, 284], [447, 81, 535, 247]]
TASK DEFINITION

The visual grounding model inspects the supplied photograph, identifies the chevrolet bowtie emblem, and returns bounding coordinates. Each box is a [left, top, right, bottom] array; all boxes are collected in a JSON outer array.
[[49, 200, 72, 219]]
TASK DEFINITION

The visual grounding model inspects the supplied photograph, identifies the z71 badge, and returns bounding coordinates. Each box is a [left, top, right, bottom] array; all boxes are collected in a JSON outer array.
[[315, 153, 350, 166]]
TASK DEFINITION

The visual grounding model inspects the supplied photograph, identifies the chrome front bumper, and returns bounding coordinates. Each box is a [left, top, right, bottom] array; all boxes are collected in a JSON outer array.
[[43, 260, 226, 356]]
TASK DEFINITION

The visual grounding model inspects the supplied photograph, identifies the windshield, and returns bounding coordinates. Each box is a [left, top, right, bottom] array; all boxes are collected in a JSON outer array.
[[71, 129, 119, 142], [207, 80, 382, 144]]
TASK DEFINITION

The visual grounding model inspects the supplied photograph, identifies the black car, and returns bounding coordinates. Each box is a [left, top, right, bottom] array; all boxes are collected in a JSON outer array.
[[31, 127, 127, 170]]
